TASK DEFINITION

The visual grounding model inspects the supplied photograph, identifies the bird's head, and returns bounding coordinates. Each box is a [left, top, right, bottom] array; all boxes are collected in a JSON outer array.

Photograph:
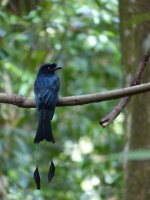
[[38, 63, 62, 74]]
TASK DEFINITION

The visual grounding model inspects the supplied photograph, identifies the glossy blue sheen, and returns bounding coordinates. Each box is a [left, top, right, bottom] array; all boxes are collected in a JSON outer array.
[[34, 63, 60, 143]]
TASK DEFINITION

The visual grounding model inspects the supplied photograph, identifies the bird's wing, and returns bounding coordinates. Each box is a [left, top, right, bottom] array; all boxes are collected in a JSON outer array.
[[43, 76, 60, 108], [34, 75, 60, 109]]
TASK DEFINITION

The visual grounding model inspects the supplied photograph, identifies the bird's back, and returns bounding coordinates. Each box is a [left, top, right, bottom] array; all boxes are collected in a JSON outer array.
[[34, 73, 60, 110]]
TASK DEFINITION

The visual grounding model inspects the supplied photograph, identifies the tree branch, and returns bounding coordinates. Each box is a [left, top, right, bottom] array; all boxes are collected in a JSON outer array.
[[100, 54, 150, 126], [0, 83, 150, 108]]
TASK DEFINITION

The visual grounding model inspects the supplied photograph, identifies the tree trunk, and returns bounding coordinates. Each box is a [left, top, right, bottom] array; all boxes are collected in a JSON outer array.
[[119, 1, 150, 200]]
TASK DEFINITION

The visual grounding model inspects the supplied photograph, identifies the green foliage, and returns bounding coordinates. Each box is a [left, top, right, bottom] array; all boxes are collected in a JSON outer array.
[[0, 0, 125, 199]]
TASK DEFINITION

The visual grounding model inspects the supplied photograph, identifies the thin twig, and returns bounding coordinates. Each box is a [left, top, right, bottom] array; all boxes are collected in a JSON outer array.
[[100, 54, 150, 127], [0, 83, 150, 108]]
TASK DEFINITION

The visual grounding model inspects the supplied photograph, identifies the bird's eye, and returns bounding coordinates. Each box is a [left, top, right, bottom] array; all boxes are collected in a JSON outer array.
[[48, 67, 51, 70]]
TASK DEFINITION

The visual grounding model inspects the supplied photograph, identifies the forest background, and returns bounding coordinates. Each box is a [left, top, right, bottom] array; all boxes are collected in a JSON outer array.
[[0, 0, 150, 200]]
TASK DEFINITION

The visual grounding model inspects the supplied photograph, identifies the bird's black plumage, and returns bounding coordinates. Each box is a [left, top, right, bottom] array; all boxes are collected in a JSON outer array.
[[34, 63, 61, 143]]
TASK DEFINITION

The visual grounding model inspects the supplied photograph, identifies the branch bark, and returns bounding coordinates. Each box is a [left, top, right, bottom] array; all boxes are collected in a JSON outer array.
[[100, 54, 150, 126], [0, 83, 150, 108]]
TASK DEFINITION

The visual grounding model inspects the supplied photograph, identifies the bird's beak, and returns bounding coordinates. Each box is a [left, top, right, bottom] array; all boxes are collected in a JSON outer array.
[[54, 66, 62, 71]]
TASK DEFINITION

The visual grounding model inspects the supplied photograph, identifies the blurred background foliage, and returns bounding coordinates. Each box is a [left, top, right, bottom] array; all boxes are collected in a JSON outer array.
[[0, 0, 125, 199]]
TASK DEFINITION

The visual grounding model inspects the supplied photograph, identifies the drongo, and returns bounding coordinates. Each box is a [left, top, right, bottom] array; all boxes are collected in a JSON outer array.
[[34, 63, 61, 143]]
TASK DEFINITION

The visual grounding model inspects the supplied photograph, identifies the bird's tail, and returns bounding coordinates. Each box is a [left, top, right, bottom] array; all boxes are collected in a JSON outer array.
[[34, 109, 55, 143]]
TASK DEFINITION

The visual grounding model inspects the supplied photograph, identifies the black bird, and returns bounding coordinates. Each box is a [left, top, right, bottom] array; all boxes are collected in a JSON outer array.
[[34, 63, 61, 143]]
